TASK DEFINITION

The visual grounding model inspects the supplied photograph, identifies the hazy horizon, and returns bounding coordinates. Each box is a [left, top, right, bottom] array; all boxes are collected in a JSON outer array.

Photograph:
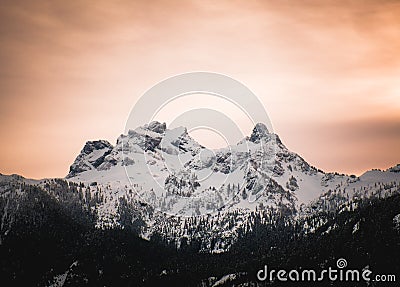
[[1, 0, 399, 179]]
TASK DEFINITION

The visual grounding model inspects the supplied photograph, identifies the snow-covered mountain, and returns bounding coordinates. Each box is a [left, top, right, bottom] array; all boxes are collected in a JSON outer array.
[[57, 121, 400, 250], [66, 122, 325, 209], [1, 121, 399, 252]]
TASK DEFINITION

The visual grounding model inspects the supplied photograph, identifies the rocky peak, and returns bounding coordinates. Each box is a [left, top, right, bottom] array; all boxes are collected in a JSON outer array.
[[249, 123, 270, 143], [66, 140, 113, 178], [143, 121, 167, 134], [83, 140, 113, 154]]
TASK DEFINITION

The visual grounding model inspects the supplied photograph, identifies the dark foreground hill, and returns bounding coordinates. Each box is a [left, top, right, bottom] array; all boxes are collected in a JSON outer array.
[[1, 180, 399, 286]]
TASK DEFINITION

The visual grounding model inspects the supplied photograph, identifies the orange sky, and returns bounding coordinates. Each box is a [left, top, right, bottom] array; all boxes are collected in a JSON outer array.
[[0, 0, 399, 179]]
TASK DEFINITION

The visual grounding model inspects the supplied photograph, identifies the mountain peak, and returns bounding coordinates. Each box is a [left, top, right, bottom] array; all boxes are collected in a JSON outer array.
[[249, 123, 270, 143], [143, 121, 167, 134], [82, 140, 112, 154], [67, 140, 113, 178]]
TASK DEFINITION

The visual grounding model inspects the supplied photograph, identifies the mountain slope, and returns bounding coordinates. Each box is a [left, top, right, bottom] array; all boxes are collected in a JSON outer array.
[[1, 176, 399, 286]]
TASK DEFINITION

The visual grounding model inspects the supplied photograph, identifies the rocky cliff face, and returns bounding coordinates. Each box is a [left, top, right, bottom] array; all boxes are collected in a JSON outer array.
[[67, 140, 113, 178]]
